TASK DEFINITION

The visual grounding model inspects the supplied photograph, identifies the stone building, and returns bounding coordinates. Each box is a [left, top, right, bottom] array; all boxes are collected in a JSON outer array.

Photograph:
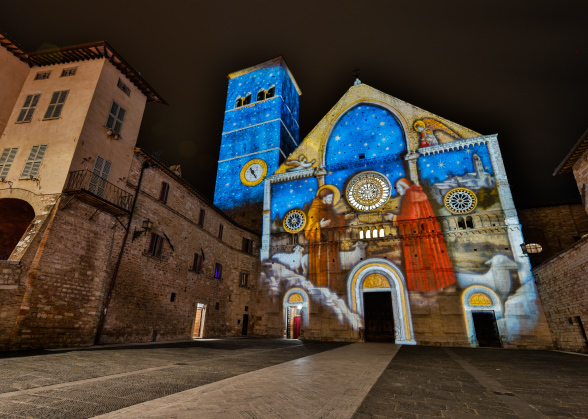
[[531, 128, 588, 353], [214, 59, 553, 349], [0, 32, 259, 350]]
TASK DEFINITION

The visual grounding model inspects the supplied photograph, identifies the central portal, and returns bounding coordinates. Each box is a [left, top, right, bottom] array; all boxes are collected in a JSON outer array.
[[363, 291, 395, 342]]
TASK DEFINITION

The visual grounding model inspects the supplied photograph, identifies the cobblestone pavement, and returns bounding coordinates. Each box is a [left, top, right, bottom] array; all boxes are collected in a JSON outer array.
[[0, 339, 586, 418]]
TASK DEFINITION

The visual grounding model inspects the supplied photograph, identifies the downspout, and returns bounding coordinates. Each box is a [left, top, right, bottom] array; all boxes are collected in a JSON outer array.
[[94, 160, 150, 344]]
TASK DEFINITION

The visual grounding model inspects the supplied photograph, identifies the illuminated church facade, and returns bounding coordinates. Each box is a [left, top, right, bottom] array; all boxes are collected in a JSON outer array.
[[214, 58, 553, 348]]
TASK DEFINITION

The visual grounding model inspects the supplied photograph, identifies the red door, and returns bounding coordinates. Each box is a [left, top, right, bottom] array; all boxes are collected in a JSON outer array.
[[293, 316, 301, 339]]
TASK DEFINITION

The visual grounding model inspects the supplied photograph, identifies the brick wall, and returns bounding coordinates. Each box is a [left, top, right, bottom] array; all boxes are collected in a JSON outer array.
[[518, 203, 588, 266], [533, 238, 588, 353], [572, 151, 588, 213]]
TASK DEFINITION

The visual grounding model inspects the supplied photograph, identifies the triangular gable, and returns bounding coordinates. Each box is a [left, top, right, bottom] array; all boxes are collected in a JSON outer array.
[[274, 83, 481, 175]]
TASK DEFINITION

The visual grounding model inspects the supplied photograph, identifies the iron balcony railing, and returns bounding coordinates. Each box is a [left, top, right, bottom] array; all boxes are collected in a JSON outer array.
[[64, 170, 133, 212]]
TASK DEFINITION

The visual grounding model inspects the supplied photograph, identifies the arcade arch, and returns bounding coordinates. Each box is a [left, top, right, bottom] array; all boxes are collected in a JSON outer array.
[[0, 198, 35, 260]]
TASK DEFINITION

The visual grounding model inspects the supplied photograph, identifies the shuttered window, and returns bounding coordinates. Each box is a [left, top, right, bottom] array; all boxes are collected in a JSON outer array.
[[241, 237, 253, 254], [16, 94, 41, 123], [20, 145, 48, 179], [218, 224, 224, 240], [0, 148, 19, 178], [43, 90, 69, 119], [105, 101, 126, 134], [192, 253, 203, 273], [158, 181, 170, 204], [88, 156, 112, 197], [147, 233, 164, 257]]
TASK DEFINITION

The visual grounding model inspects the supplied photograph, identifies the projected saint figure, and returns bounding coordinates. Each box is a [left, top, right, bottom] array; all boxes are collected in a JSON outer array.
[[304, 185, 345, 292], [395, 178, 456, 292]]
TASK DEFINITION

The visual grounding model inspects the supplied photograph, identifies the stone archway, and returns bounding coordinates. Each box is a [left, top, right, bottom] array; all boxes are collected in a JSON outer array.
[[0, 198, 35, 260], [462, 285, 504, 347], [347, 258, 416, 344]]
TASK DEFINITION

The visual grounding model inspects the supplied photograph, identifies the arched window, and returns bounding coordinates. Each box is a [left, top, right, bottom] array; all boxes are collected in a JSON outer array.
[[457, 217, 466, 230], [366, 230, 371, 239], [256, 90, 265, 101], [379, 228, 385, 237], [359, 230, 364, 240], [372, 229, 378, 238], [266, 86, 275, 98], [466, 216, 474, 229], [235, 97, 242, 108], [243, 94, 251, 105]]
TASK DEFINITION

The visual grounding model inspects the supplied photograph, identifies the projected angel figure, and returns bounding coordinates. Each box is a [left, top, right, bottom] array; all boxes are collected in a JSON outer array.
[[414, 118, 460, 148], [284, 155, 317, 172]]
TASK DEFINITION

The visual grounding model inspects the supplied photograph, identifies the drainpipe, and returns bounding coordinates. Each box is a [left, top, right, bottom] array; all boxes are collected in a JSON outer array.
[[94, 161, 150, 344], [576, 316, 588, 351]]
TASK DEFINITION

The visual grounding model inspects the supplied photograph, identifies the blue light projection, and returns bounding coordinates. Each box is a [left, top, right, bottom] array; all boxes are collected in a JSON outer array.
[[271, 177, 318, 221], [417, 143, 494, 187]]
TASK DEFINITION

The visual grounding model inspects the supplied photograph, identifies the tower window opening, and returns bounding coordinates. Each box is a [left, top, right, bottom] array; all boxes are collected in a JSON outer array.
[[457, 217, 466, 230], [379, 228, 385, 237], [372, 229, 378, 238], [366, 230, 371, 239], [266, 86, 275, 98], [359, 230, 364, 239], [235, 97, 242, 108], [257, 90, 265, 101], [359, 153, 366, 159], [243, 94, 251, 106], [466, 216, 474, 229]]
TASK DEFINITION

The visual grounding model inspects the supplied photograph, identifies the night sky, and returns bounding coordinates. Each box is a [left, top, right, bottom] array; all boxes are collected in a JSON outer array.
[[2, 1, 587, 208]]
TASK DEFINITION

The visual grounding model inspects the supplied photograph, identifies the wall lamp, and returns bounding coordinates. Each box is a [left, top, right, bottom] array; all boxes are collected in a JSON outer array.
[[132, 219, 153, 241]]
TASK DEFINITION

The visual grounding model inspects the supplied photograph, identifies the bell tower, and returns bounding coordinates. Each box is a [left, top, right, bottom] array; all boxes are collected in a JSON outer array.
[[213, 57, 301, 233]]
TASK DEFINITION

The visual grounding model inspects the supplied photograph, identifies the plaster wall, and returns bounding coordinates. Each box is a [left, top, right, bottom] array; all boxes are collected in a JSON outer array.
[[0, 47, 28, 137]]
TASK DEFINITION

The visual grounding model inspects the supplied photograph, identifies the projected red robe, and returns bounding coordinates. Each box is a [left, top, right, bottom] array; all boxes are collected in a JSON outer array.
[[396, 181, 455, 292]]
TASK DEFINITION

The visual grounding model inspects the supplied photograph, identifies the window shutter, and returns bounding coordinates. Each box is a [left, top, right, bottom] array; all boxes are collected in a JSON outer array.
[[0, 148, 18, 178]]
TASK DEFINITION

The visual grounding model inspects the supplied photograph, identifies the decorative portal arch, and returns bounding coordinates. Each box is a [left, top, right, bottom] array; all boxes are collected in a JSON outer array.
[[347, 258, 416, 344], [462, 285, 504, 347], [283, 288, 310, 328], [0, 198, 35, 260]]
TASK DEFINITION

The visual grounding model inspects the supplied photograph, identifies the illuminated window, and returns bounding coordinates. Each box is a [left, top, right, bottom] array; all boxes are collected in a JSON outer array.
[[359, 230, 364, 239], [240, 272, 249, 287], [366, 230, 371, 239], [214, 263, 223, 279], [379, 228, 385, 237], [17, 94, 41, 123], [43, 90, 69, 119], [372, 229, 378, 238]]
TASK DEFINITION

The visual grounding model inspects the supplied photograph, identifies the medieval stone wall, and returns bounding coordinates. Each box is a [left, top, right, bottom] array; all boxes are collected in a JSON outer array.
[[533, 237, 588, 353]]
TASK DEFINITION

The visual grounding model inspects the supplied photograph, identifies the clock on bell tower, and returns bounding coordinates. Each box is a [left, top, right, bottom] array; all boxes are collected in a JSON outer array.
[[213, 57, 301, 233]]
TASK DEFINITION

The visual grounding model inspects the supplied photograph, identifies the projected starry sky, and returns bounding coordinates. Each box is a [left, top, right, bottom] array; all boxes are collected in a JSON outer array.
[[1, 0, 587, 208]]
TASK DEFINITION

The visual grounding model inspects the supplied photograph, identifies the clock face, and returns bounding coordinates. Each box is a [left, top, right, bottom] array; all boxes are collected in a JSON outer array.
[[346, 171, 391, 212], [240, 159, 268, 187]]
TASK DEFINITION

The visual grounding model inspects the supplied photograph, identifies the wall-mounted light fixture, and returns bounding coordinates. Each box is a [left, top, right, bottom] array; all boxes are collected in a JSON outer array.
[[520, 243, 543, 254], [132, 219, 153, 241]]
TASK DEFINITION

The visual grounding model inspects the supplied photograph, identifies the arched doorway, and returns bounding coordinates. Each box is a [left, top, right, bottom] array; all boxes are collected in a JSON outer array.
[[0, 198, 35, 260], [347, 259, 416, 344], [462, 286, 503, 347], [283, 288, 309, 339]]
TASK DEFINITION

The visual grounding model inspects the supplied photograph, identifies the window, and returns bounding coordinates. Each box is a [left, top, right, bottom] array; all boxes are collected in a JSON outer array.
[[266, 86, 275, 98], [60, 68, 77, 77], [359, 153, 366, 159], [359, 230, 364, 239], [379, 228, 385, 237], [170, 293, 176, 302], [117, 78, 131, 96], [147, 233, 164, 257], [158, 181, 170, 204], [198, 209, 205, 227], [43, 90, 68, 119], [105, 101, 126, 134], [214, 263, 222, 279], [16, 94, 41, 123], [239, 272, 249, 287], [0, 148, 18, 178], [218, 224, 224, 240], [256, 90, 265, 101], [466, 216, 474, 229], [192, 253, 203, 273], [89, 156, 112, 197], [243, 93, 251, 105], [34, 71, 50, 80], [21, 145, 48, 179], [457, 217, 466, 230], [242, 237, 253, 254], [235, 97, 242, 108]]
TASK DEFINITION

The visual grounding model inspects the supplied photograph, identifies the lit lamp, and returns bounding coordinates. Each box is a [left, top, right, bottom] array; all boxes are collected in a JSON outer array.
[[520, 243, 543, 254], [132, 219, 154, 241]]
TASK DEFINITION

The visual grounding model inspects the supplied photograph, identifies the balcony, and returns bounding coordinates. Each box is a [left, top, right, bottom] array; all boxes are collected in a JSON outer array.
[[63, 170, 133, 215]]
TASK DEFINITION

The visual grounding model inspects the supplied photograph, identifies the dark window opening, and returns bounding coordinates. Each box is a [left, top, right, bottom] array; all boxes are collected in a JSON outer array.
[[218, 224, 224, 240], [170, 293, 176, 302], [215, 302, 220, 310], [245, 306, 249, 311], [117, 78, 131, 96], [34, 71, 51, 80], [256, 90, 265, 101], [457, 217, 466, 230], [243, 94, 251, 105], [147, 233, 164, 257], [242, 237, 253, 253], [198, 209, 205, 227], [466, 216, 474, 229], [105, 101, 126, 134], [266, 86, 275, 98], [158, 181, 170, 204], [359, 153, 366, 159], [235, 97, 242, 108], [61, 68, 77, 77], [192, 253, 203, 273]]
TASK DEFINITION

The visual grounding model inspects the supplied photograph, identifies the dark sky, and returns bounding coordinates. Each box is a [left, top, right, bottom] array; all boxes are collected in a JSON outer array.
[[2, 1, 587, 208]]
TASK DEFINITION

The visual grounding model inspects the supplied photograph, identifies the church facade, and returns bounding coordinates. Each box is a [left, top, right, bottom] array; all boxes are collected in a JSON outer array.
[[215, 58, 553, 348]]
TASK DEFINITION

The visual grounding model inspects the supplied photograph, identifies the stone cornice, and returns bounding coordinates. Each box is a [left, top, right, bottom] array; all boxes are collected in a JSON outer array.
[[417, 134, 497, 156]]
